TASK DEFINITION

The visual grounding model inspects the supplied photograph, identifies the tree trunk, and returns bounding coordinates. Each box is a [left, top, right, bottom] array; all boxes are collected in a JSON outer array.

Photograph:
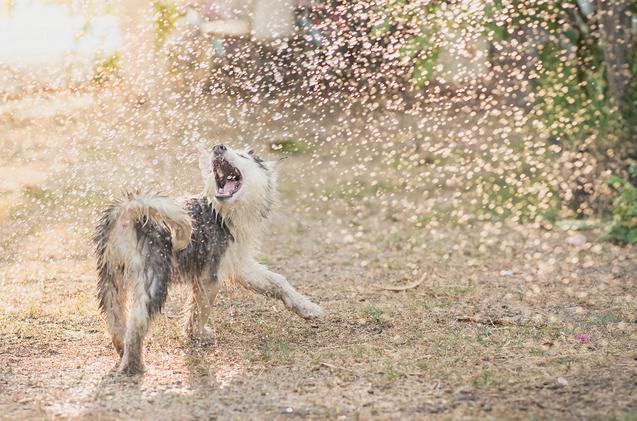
[[596, 0, 633, 108]]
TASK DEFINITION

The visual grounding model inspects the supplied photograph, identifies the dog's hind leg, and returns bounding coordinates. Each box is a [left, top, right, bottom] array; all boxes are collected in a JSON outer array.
[[185, 279, 220, 344], [97, 268, 127, 357], [239, 262, 322, 319], [118, 266, 170, 375], [118, 225, 172, 375]]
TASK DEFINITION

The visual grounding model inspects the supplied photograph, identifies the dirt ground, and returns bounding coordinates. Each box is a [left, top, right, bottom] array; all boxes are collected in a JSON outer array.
[[0, 89, 635, 420]]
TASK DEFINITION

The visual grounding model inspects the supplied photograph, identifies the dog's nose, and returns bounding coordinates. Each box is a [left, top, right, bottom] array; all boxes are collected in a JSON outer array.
[[213, 144, 227, 156]]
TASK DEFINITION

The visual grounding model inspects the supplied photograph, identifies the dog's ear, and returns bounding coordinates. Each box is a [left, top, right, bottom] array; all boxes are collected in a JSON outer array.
[[198, 146, 212, 178]]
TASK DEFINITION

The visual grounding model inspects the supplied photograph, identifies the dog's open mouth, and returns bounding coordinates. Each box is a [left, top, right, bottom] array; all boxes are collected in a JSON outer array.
[[213, 157, 242, 199]]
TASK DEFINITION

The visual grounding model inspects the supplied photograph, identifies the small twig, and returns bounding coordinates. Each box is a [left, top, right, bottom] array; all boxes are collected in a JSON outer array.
[[456, 317, 505, 326], [381, 272, 426, 292], [320, 362, 356, 373], [406, 372, 428, 377], [319, 341, 371, 351]]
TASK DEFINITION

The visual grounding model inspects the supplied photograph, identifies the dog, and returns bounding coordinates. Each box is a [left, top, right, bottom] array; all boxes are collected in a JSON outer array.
[[94, 144, 322, 374]]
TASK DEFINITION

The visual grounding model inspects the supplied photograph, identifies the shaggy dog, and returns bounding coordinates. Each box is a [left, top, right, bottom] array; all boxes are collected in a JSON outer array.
[[94, 144, 322, 374]]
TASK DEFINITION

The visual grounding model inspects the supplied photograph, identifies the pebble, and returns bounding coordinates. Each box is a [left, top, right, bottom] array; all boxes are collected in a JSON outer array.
[[566, 233, 587, 248]]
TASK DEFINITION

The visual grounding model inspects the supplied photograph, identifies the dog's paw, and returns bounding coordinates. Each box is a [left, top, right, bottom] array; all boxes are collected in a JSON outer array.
[[117, 358, 144, 376], [297, 300, 323, 320], [190, 326, 216, 346]]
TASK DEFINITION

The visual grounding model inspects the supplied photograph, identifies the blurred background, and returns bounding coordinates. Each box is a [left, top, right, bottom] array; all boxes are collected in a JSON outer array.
[[1, 0, 635, 235]]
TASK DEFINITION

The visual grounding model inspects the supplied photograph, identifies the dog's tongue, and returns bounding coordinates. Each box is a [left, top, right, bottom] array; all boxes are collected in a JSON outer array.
[[217, 180, 239, 197]]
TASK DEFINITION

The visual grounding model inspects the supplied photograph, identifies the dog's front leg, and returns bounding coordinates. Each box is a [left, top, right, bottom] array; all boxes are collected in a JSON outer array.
[[239, 262, 323, 319], [185, 279, 220, 344]]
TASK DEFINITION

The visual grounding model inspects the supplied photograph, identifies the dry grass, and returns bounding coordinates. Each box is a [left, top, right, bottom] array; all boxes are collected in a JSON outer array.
[[0, 90, 635, 420]]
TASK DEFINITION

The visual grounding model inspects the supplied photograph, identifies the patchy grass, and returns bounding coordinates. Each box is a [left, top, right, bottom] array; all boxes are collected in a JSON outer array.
[[246, 337, 293, 364], [361, 304, 384, 323], [21, 185, 56, 203], [472, 369, 502, 389], [611, 411, 637, 421]]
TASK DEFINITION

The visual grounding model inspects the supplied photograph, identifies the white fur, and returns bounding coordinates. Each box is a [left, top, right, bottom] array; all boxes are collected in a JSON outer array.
[[239, 262, 323, 319], [198, 146, 323, 319], [200, 147, 276, 237], [105, 194, 192, 269]]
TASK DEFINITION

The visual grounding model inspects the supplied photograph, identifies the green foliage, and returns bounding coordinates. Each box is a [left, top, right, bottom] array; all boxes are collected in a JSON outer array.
[[371, 1, 636, 229], [269, 139, 306, 155], [483, 0, 508, 42], [92, 53, 119, 85], [404, 35, 440, 87], [154, 1, 184, 46], [479, 0, 631, 151], [478, 173, 560, 223], [528, 5, 626, 151], [604, 166, 637, 244], [383, 0, 635, 148], [399, 2, 440, 87], [371, 1, 442, 86], [534, 40, 620, 147]]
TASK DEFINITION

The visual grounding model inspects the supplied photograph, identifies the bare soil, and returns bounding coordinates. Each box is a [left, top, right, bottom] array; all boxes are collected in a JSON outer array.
[[0, 90, 635, 420]]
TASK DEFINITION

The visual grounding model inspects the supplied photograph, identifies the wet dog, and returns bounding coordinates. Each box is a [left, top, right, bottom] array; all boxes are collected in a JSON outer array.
[[94, 144, 322, 374]]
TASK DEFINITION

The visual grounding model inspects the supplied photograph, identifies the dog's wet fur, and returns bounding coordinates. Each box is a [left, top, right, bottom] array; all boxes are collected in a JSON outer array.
[[94, 145, 322, 375]]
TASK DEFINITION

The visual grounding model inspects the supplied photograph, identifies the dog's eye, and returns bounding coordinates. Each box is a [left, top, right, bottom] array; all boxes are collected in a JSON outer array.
[[238, 154, 249, 159]]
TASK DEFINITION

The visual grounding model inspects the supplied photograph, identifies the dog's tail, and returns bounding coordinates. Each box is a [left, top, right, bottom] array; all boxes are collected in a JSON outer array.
[[94, 192, 192, 269], [118, 192, 192, 251]]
